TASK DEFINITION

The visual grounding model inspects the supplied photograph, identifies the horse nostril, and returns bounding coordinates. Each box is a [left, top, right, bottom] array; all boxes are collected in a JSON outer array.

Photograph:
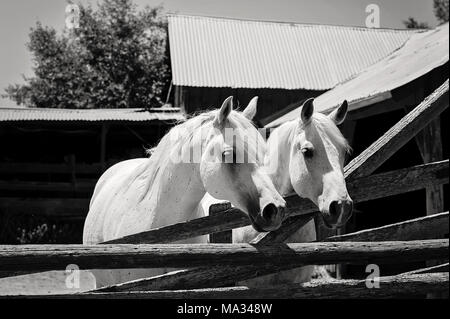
[[261, 203, 278, 221], [329, 200, 353, 218], [329, 200, 340, 217]]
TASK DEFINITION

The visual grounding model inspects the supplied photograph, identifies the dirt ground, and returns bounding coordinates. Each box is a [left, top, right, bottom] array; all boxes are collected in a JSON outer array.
[[0, 270, 96, 295]]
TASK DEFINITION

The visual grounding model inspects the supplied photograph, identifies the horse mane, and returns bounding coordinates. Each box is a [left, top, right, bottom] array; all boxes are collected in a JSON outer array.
[[281, 112, 351, 155], [125, 108, 265, 199], [308, 113, 352, 155]]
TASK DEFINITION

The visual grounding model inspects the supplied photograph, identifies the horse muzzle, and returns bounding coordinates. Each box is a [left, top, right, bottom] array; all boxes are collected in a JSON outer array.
[[322, 199, 353, 229], [250, 203, 286, 232]]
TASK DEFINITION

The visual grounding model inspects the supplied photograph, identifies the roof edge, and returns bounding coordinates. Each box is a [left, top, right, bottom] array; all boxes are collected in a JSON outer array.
[[167, 13, 425, 33]]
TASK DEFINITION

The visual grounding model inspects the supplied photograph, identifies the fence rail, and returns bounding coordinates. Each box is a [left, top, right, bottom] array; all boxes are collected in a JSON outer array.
[[103, 160, 448, 245], [0, 239, 447, 274], [3, 273, 448, 299]]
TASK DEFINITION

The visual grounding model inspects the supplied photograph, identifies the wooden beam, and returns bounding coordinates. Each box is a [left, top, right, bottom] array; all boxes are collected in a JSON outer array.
[[102, 208, 249, 244], [103, 212, 448, 292], [345, 79, 448, 179], [400, 263, 449, 276], [0, 181, 96, 194], [209, 203, 233, 243], [323, 212, 449, 242], [93, 214, 317, 293], [0, 162, 103, 175], [414, 118, 445, 216], [0, 240, 447, 273], [102, 160, 448, 245], [0, 198, 89, 219], [12, 273, 449, 299]]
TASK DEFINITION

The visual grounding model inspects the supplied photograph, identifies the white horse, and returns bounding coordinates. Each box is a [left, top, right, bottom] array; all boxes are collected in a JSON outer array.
[[200, 97, 353, 287], [83, 96, 286, 288]]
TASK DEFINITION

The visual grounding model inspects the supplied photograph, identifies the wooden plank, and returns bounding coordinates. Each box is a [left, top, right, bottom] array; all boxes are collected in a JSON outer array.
[[11, 273, 448, 299], [102, 160, 448, 245], [0, 162, 103, 175], [0, 198, 89, 219], [93, 214, 317, 293], [0, 181, 96, 193], [102, 208, 249, 244], [323, 212, 449, 242], [345, 79, 448, 179], [414, 118, 445, 216], [400, 263, 449, 276], [99, 212, 448, 292], [0, 240, 447, 273]]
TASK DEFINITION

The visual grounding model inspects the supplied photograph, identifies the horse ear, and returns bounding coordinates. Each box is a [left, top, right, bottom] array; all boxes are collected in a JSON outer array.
[[301, 98, 314, 124], [216, 96, 233, 125], [242, 96, 258, 120], [329, 100, 348, 125]]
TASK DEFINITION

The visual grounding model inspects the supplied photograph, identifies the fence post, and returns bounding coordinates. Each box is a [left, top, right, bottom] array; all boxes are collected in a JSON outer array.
[[209, 202, 233, 243]]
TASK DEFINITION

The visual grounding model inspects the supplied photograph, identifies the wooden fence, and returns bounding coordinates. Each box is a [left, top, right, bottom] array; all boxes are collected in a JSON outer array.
[[0, 80, 448, 298]]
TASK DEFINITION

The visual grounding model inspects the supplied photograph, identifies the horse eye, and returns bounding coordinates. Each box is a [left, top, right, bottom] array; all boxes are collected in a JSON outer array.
[[301, 147, 314, 158]]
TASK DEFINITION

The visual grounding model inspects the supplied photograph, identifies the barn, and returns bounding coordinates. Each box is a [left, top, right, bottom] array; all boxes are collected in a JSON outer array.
[[0, 107, 184, 243], [167, 14, 421, 123]]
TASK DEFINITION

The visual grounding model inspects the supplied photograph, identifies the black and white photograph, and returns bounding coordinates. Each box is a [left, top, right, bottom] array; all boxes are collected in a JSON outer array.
[[0, 0, 448, 305]]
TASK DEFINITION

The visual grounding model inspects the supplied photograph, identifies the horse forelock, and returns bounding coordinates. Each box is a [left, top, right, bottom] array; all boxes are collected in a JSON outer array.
[[147, 108, 266, 167], [296, 113, 351, 155]]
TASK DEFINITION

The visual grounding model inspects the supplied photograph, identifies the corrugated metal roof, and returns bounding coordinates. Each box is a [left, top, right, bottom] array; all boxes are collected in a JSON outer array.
[[267, 23, 449, 127], [0, 107, 185, 122], [168, 14, 419, 90]]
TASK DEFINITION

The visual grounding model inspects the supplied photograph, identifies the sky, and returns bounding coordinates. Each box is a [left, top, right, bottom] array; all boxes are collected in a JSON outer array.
[[0, 0, 440, 107]]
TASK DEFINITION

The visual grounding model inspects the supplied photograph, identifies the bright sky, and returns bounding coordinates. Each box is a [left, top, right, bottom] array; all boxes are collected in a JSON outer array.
[[0, 0, 440, 107]]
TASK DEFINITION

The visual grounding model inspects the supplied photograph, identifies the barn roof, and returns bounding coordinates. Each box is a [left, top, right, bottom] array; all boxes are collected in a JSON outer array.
[[0, 107, 185, 123], [168, 14, 419, 90], [266, 23, 449, 127]]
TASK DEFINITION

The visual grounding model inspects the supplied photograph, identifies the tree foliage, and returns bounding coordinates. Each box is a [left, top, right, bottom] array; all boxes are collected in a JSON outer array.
[[4, 0, 171, 109], [403, 17, 429, 29], [403, 0, 448, 29], [433, 0, 449, 24]]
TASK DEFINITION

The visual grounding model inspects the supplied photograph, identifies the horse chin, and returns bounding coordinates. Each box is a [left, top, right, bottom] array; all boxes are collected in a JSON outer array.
[[322, 217, 346, 230], [248, 214, 281, 232]]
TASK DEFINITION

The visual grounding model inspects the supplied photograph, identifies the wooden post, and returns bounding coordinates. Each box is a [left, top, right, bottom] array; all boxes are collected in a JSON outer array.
[[406, 79, 447, 298], [414, 118, 445, 216], [209, 203, 233, 243]]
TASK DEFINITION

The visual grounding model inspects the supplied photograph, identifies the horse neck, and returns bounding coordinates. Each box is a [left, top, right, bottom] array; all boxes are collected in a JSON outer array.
[[143, 143, 206, 228], [265, 123, 295, 196]]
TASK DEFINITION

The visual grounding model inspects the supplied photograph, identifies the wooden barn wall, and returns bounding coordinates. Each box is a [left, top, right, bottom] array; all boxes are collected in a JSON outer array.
[[175, 86, 324, 124], [0, 121, 175, 244]]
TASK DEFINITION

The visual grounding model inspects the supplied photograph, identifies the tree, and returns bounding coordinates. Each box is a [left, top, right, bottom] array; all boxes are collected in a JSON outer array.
[[403, 0, 448, 29], [4, 0, 171, 109], [434, 0, 449, 24], [403, 17, 429, 29]]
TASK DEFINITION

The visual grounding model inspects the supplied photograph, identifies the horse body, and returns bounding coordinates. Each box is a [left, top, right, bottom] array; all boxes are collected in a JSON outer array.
[[83, 97, 286, 288]]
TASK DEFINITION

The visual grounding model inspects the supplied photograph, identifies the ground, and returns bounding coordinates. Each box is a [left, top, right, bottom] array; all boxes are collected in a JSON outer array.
[[0, 271, 95, 295]]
